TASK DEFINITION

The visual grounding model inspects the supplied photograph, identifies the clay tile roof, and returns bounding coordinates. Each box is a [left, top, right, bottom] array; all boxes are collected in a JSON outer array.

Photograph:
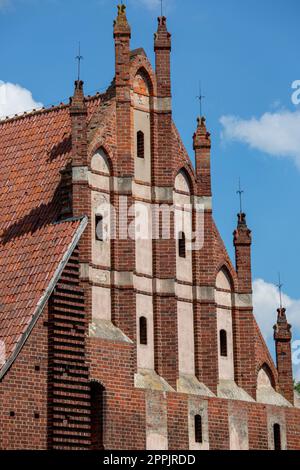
[[0, 218, 87, 375], [0, 94, 102, 375]]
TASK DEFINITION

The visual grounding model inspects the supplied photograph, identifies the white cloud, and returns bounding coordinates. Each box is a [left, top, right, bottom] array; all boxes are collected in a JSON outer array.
[[253, 278, 300, 341], [253, 278, 300, 382], [292, 343, 300, 382], [0, 81, 43, 119], [220, 110, 300, 169]]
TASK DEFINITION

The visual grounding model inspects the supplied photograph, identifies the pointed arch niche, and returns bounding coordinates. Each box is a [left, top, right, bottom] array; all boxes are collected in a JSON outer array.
[[89, 147, 112, 323], [174, 169, 195, 377], [216, 268, 235, 381], [174, 169, 192, 284], [133, 69, 152, 184]]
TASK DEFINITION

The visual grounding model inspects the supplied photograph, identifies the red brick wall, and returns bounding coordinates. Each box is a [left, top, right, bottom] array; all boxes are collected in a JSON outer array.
[[286, 407, 300, 450], [1, 306, 299, 450], [0, 307, 49, 450], [248, 403, 268, 450], [208, 398, 230, 449], [87, 337, 146, 450], [167, 394, 189, 450]]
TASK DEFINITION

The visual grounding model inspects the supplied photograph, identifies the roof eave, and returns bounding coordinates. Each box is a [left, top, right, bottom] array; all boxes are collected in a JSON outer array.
[[0, 216, 88, 381]]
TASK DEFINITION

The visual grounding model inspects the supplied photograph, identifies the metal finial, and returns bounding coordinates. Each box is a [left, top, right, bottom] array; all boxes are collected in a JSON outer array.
[[76, 42, 84, 82], [196, 81, 205, 117], [160, 0, 163, 16], [236, 178, 244, 214], [276, 273, 284, 309]]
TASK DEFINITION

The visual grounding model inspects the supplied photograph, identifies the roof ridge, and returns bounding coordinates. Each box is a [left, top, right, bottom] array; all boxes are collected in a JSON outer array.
[[0, 92, 104, 126]]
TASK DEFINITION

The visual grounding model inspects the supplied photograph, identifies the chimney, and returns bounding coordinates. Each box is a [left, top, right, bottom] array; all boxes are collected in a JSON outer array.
[[233, 212, 252, 293], [193, 116, 212, 197], [70, 80, 88, 169]]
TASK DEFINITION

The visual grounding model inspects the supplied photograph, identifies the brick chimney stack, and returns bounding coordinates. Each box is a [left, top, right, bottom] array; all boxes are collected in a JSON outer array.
[[274, 308, 294, 404], [193, 116, 212, 197], [232, 212, 256, 398], [192, 117, 217, 393], [233, 212, 252, 293], [153, 16, 173, 185], [154, 16, 171, 98], [69, 79, 90, 271], [70, 80, 88, 170]]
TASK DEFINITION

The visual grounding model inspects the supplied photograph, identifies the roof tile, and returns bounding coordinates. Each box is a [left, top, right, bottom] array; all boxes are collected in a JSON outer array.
[[0, 97, 100, 370]]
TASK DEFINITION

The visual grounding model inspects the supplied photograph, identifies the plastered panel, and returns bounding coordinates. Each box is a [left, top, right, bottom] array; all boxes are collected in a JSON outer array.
[[215, 289, 232, 307], [135, 202, 153, 276], [216, 269, 231, 290], [90, 149, 110, 174], [134, 108, 151, 184], [91, 190, 111, 267], [132, 182, 152, 201], [188, 398, 209, 450], [136, 294, 155, 370], [146, 391, 168, 450], [257, 368, 273, 388], [133, 275, 153, 294], [175, 200, 193, 284], [217, 307, 234, 381], [92, 285, 111, 322], [88, 172, 110, 191], [267, 408, 287, 450], [177, 301, 195, 376], [175, 171, 191, 194], [229, 404, 249, 450], [175, 282, 193, 301]]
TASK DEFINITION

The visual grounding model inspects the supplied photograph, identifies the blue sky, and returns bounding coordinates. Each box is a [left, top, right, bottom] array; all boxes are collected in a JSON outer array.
[[1, 0, 300, 378]]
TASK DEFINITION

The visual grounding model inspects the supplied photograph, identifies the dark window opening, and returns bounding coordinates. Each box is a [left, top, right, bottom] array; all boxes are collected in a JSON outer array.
[[178, 232, 186, 258], [137, 131, 145, 159], [220, 329, 228, 357], [139, 316, 148, 345], [91, 382, 105, 450], [96, 215, 103, 241], [195, 415, 203, 444], [273, 423, 281, 451]]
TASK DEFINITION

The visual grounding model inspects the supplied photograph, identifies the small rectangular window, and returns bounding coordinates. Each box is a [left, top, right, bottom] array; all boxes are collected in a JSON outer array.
[[195, 415, 203, 444], [139, 316, 147, 345], [220, 329, 228, 357], [137, 131, 145, 159], [273, 423, 281, 451], [95, 215, 103, 241], [178, 232, 186, 258]]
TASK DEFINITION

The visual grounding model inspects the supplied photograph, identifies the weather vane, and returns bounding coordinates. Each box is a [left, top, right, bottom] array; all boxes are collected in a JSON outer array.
[[76, 42, 83, 82], [276, 273, 284, 309], [236, 178, 244, 214], [196, 81, 205, 117]]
